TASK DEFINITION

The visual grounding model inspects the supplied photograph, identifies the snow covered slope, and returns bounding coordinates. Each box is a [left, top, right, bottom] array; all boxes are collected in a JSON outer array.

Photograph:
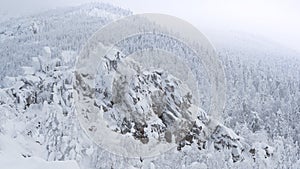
[[0, 3, 131, 82], [0, 2, 299, 169]]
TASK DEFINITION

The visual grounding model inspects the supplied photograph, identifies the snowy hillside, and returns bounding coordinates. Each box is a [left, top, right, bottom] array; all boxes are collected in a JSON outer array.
[[0, 3, 131, 82], [0, 3, 299, 169]]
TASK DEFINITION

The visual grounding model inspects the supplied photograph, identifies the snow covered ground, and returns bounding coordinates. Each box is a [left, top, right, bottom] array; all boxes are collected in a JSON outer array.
[[0, 2, 299, 169]]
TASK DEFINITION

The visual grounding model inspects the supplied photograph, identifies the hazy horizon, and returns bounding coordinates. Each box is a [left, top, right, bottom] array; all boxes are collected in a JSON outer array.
[[1, 0, 299, 54]]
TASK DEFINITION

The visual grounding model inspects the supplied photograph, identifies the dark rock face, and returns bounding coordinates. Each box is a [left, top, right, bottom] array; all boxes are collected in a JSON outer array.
[[96, 57, 196, 145]]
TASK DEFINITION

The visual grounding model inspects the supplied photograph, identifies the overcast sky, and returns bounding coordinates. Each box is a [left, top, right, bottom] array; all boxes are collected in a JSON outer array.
[[0, 0, 299, 53]]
